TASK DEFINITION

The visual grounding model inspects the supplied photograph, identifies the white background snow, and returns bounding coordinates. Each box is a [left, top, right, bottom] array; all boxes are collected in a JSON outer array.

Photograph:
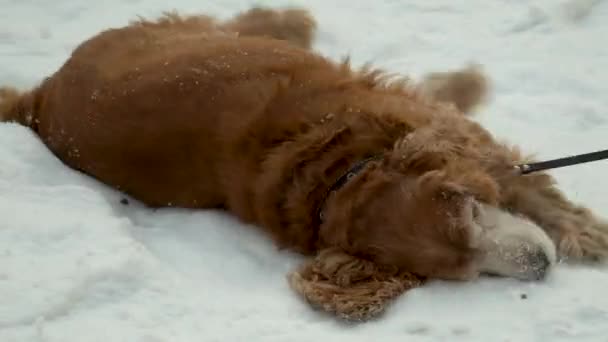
[[1, 0, 608, 341]]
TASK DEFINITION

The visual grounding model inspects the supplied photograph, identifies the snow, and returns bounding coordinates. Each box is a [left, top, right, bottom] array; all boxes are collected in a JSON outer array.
[[1, 0, 608, 341]]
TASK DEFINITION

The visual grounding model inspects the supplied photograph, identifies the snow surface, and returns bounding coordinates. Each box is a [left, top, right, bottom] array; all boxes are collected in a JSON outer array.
[[2, 0, 608, 341]]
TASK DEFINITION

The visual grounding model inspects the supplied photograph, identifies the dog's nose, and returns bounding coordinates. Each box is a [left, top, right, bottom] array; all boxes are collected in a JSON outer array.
[[524, 249, 551, 281]]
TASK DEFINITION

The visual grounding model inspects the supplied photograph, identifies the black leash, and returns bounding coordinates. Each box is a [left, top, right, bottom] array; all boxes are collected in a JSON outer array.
[[515, 149, 608, 175]]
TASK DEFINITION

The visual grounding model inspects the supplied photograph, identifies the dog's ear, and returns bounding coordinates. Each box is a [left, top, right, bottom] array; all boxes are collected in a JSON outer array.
[[287, 248, 424, 321]]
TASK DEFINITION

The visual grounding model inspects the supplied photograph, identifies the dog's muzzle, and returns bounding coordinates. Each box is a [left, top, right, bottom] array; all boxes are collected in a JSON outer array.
[[471, 202, 557, 281]]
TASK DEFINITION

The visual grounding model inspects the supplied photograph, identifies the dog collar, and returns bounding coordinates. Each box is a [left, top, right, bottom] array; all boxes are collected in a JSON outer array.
[[316, 155, 383, 222]]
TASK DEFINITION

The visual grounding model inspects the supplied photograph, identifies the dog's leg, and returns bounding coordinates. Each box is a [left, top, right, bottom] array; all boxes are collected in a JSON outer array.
[[131, 7, 317, 48], [417, 64, 489, 115], [221, 7, 317, 49], [0, 87, 21, 122], [499, 169, 608, 262]]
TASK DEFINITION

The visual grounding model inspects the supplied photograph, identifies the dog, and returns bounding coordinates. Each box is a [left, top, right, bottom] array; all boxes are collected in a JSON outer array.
[[2, 6, 608, 318]]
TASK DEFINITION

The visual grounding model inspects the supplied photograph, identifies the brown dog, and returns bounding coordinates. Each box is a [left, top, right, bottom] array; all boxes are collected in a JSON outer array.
[[2, 6, 608, 317]]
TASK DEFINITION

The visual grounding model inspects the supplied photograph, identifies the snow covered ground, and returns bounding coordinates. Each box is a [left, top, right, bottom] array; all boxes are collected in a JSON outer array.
[[2, 0, 608, 341]]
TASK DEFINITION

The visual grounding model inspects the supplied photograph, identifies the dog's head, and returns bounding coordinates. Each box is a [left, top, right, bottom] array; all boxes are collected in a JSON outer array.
[[319, 130, 556, 282]]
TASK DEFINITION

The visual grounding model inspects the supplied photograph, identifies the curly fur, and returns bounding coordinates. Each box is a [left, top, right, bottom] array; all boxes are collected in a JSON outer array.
[[288, 248, 423, 321]]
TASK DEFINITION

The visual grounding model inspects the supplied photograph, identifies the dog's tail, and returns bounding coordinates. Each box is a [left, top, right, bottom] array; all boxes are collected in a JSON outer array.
[[0, 86, 38, 128], [418, 63, 490, 115]]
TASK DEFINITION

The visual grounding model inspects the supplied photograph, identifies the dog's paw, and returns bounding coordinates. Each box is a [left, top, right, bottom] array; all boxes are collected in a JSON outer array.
[[223, 6, 317, 49], [556, 219, 608, 262], [418, 63, 490, 115]]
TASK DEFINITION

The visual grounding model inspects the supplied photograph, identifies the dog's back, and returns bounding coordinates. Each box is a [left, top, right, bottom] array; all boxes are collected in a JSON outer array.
[[0, 19, 349, 210]]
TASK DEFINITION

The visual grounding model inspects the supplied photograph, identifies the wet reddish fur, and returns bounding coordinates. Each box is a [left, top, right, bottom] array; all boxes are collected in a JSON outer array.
[[2, 7, 608, 286]]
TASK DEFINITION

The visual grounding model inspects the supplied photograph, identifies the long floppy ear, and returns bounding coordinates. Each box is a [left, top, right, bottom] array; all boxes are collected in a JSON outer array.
[[287, 248, 424, 321]]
